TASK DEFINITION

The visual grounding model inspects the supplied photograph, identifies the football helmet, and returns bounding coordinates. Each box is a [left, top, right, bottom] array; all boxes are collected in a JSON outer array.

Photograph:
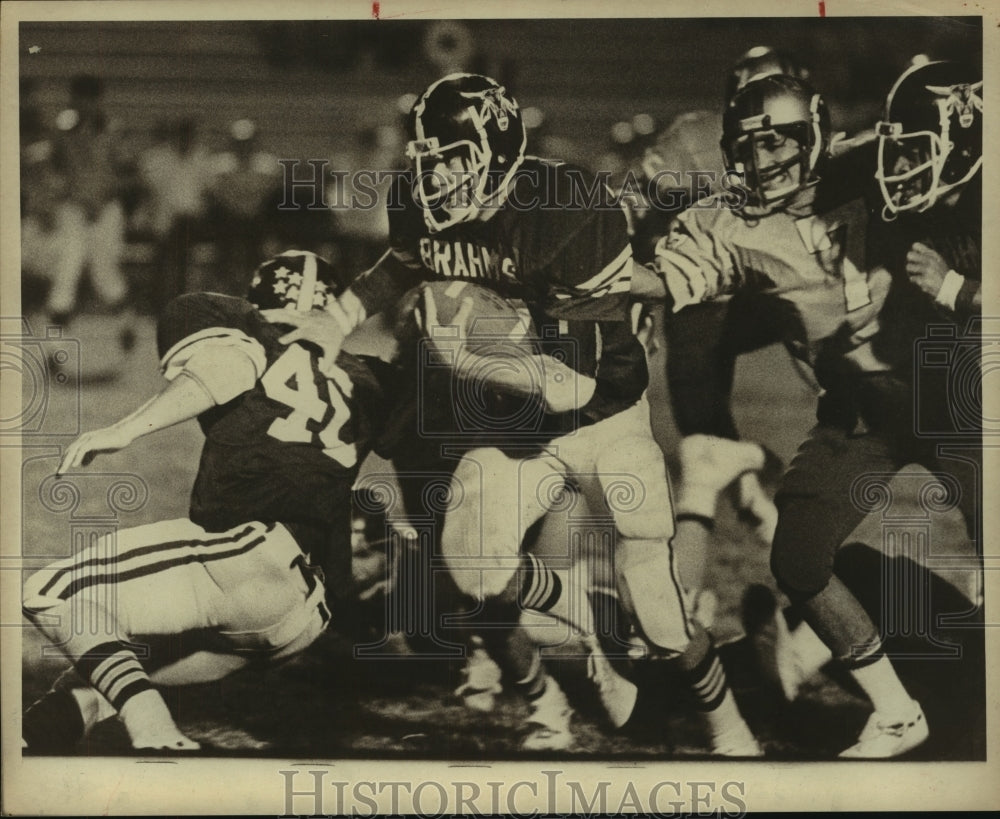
[[246, 250, 346, 312], [405, 73, 527, 232], [726, 45, 808, 100], [722, 74, 831, 210], [875, 60, 982, 216]]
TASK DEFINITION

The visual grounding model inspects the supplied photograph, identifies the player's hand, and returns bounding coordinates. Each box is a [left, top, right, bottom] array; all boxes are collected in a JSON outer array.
[[260, 308, 346, 371], [631, 302, 659, 356], [906, 242, 950, 298], [420, 289, 474, 366], [57, 425, 135, 476]]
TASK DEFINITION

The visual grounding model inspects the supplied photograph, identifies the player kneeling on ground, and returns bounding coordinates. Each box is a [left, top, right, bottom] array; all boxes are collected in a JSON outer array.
[[22, 251, 399, 753]]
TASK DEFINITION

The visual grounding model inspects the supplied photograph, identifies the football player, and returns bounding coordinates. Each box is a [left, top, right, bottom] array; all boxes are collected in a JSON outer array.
[[636, 47, 813, 554], [638, 72, 979, 757], [267, 73, 763, 756], [21, 251, 398, 753], [872, 60, 981, 317]]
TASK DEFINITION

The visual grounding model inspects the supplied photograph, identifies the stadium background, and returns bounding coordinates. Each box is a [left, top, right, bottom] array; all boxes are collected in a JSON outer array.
[[16, 15, 984, 759]]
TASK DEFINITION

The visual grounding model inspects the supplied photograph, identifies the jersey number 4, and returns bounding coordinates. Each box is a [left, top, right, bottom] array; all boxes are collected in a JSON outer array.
[[260, 345, 357, 467]]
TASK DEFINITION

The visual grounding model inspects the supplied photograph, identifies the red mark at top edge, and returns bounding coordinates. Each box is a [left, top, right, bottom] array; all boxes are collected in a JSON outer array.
[[818, 1, 826, 16], [373, 2, 380, 19]]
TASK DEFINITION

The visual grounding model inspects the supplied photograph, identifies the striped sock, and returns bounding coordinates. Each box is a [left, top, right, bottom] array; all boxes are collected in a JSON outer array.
[[74, 641, 154, 713], [518, 553, 562, 613], [682, 642, 729, 713]]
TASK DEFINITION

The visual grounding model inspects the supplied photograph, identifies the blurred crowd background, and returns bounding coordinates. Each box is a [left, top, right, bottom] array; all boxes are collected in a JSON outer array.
[[18, 16, 981, 316]]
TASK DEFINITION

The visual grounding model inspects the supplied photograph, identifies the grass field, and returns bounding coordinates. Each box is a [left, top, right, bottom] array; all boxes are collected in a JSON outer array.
[[16, 309, 984, 761]]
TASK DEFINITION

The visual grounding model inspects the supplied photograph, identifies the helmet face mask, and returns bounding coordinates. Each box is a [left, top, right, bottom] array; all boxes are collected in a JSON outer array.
[[728, 124, 811, 205], [875, 125, 940, 213], [876, 61, 983, 216], [722, 75, 829, 211], [406, 73, 527, 233], [407, 136, 490, 229]]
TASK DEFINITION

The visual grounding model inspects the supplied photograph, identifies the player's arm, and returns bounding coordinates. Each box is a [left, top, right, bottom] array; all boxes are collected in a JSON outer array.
[[906, 241, 981, 315], [57, 343, 259, 476], [423, 292, 596, 413], [629, 258, 668, 301], [648, 213, 736, 313], [261, 249, 423, 371]]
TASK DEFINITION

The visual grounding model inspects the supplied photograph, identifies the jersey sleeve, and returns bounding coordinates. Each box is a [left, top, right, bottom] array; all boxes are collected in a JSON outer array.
[[157, 294, 268, 392], [386, 172, 427, 271], [651, 205, 739, 312], [537, 197, 635, 322], [581, 320, 649, 422], [349, 173, 428, 314]]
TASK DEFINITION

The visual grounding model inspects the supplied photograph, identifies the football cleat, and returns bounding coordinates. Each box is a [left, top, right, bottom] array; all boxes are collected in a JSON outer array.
[[118, 689, 201, 752], [453, 636, 503, 713], [708, 721, 765, 758], [522, 678, 574, 751], [22, 689, 86, 754], [584, 633, 638, 729], [839, 702, 929, 758]]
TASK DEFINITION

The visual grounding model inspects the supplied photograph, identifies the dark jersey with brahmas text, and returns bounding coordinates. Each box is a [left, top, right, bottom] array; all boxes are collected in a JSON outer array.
[[156, 293, 393, 570], [353, 156, 648, 426]]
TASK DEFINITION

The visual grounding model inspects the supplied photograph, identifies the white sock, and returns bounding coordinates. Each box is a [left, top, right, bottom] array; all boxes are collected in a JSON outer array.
[[849, 656, 914, 717]]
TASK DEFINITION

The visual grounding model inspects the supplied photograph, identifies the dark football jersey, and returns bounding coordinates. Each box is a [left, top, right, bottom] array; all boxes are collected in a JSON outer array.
[[868, 177, 982, 435], [354, 156, 649, 424], [156, 293, 392, 565], [869, 177, 982, 366]]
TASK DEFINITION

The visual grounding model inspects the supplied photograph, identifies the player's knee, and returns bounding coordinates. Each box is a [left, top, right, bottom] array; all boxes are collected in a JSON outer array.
[[769, 529, 834, 601], [615, 504, 674, 541], [22, 567, 61, 622], [450, 566, 518, 603], [597, 439, 673, 541], [452, 447, 504, 487]]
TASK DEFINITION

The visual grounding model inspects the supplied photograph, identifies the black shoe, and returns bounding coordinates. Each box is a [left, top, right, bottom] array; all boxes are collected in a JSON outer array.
[[22, 690, 86, 754]]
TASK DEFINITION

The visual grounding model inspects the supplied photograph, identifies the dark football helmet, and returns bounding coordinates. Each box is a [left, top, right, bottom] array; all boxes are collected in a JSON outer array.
[[722, 74, 831, 210], [875, 60, 982, 216], [726, 45, 808, 100], [405, 73, 527, 232], [246, 250, 346, 312]]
